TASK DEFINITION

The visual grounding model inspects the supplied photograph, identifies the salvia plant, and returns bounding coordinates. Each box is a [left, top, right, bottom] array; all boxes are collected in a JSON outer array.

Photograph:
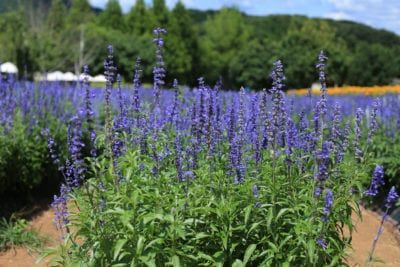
[[0, 27, 399, 266]]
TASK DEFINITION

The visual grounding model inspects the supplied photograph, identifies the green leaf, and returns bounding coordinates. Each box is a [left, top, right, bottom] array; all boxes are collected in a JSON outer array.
[[171, 255, 181, 267], [194, 232, 210, 240], [113, 239, 128, 261], [276, 208, 292, 221], [307, 239, 315, 264], [232, 259, 244, 267], [136, 236, 145, 255], [243, 244, 257, 264], [244, 206, 252, 225]]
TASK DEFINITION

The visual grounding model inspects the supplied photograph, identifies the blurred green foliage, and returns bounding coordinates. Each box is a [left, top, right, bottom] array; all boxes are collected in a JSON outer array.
[[0, 0, 399, 89]]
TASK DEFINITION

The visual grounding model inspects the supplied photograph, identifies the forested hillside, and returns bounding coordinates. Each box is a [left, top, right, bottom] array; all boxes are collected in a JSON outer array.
[[0, 0, 399, 89]]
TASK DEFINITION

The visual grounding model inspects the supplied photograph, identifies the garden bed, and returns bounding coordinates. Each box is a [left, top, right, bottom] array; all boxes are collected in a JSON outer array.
[[0, 206, 399, 267]]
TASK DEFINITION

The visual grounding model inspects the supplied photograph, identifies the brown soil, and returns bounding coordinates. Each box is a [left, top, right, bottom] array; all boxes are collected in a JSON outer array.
[[0, 206, 399, 266], [346, 206, 400, 266], [0, 208, 60, 267]]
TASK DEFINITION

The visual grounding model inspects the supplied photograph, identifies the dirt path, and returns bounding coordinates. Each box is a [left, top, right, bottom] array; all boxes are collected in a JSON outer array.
[[346, 207, 400, 266], [0, 208, 60, 267], [0, 206, 399, 266]]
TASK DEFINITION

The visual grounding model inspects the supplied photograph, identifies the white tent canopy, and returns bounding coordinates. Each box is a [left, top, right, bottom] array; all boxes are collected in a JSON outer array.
[[35, 71, 106, 82], [0, 62, 18, 73], [90, 75, 107, 83], [46, 71, 65, 81], [63, 72, 78, 82]]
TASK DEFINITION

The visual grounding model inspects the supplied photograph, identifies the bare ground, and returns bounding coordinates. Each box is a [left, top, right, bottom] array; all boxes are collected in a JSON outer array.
[[346, 207, 400, 267], [0, 206, 399, 267], [0, 208, 60, 267]]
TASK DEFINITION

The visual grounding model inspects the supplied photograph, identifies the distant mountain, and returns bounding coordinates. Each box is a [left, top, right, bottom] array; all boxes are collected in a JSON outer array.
[[188, 10, 400, 48], [2, 1, 398, 45]]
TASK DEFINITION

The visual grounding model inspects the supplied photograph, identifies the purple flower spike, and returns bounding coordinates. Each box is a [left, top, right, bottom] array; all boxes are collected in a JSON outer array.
[[317, 238, 327, 250], [364, 165, 385, 197], [322, 189, 334, 222], [385, 186, 399, 209]]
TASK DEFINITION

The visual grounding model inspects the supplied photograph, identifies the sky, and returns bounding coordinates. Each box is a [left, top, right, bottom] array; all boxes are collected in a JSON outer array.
[[88, 0, 400, 35]]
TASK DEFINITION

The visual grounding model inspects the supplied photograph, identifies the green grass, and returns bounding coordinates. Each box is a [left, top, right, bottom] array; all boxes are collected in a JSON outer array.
[[0, 217, 44, 252]]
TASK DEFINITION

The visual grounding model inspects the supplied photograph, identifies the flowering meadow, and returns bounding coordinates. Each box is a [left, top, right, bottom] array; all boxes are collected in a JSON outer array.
[[1, 28, 399, 266], [289, 85, 400, 96]]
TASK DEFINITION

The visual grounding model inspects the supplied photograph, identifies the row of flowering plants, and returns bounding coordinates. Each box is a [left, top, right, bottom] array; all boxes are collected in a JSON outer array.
[[32, 29, 399, 266], [289, 85, 400, 95], [0, 79, 74, 216]]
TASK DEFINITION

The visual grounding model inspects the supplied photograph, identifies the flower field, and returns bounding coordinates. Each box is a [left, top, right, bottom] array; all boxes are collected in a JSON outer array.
[[289, 85, 400, 96], [1, 28, 400, 266]]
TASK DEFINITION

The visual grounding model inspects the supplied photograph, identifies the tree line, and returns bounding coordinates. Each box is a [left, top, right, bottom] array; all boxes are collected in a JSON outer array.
[[0, 0, 399, 89]]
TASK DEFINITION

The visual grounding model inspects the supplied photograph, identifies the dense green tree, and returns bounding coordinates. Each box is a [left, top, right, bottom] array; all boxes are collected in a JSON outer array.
[[200, 8, 252, 86], [46, 0, 66, 32], [0, 11, 33, 77], [279, 20, 349, 88], [98, 0, 125, 31], [152, 0, 169, 27], [164, 1, 198, 84], [67, 0, 93, 26], [348, 43, 398, 86], [229, 39, 279, 89], [1, 1, 400, 88], [126, 0, 150, 35]]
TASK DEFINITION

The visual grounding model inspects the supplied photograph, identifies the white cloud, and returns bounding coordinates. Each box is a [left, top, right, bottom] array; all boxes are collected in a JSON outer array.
[[325, 11, 352, 20], [327, 0, 364, 11]]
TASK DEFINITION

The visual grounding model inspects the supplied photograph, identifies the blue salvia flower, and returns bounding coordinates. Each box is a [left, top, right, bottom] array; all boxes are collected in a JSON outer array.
[[297, 111, 309, 151], [367, 98, 380, 144], [364, 165, 385, 197], [314, 141, 332, 197], [331, 103, 342, 141], [285, 118, 299, 160], [209, 80, 222, 157], [252, 184, 259, 198], [117, 74, 124, 115], [132, 57, 142, 127], [82, 65, 96, 157], [104, 45, 117, 154], [233, 88, 246, 184], [259, 89, 268, 149], [174, 133, 184, 182], [198, 78, 209, 143], [152, 27, 167, 110], [68, 114, 85, 187], [170, 79, 179, 126], [385, 186, 399, 209], [270, 60, 286, 149], [271, 60, 285, 91], [331, 103, 344, 163], [322, 189, 334, 222], [316, 50, 328, 116], [354, 108, 364, 159], [139, 119, 149, 155], [42, 128, 60, 166], [368, 186, 399, 262], [133, 57, 142, 106], [313, 100, 322, 141], [317, 238, 327, 250], [228, 104, 236, 143], [249, 94, 261, 163], [252, 184, 261, 208], [51, 184, 70, 232]]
